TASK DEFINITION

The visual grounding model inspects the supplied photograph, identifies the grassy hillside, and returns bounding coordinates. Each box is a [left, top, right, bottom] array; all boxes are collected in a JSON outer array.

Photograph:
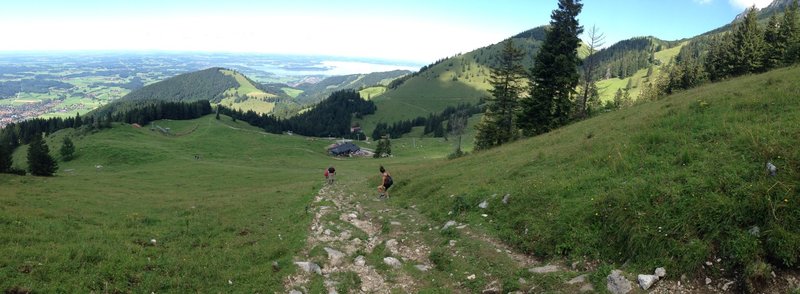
[[358, 27, 549, 133], [389, 67, 800, 280], [219, 69, 277, 114], [0, 115, 334, 292]]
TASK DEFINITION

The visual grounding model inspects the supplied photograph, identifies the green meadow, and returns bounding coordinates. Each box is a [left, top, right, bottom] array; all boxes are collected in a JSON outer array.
[[1, 116, 335, 292]]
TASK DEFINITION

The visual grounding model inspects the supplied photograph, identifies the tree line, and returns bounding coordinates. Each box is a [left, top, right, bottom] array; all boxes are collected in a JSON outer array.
[[218, 89, 376, 138], [0, 100, 212, 176], [370, 103, 482, 140], [643, 1, 800, 100]]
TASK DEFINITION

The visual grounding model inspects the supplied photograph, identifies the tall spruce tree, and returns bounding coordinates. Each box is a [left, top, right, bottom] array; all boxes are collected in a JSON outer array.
[[782, 0, 800, 64], [731, 6, 765, 75], [763, 14, 785, 70], [27, 136, 58, 176], [0, 142, 11, 173], [518, 0, 583, 136], [475, 39, 526, 149]]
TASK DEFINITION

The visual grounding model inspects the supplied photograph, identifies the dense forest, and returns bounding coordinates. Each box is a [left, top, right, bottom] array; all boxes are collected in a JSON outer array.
[[219, 89, 376, 137], [0, 79, 73, 98]]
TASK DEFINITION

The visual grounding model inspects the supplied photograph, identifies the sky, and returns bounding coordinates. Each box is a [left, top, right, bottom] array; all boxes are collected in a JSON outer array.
[[0, 0, 777, 64]]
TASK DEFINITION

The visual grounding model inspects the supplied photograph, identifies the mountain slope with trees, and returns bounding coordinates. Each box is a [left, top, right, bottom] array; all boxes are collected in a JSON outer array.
[[294, 70, 411, 104]]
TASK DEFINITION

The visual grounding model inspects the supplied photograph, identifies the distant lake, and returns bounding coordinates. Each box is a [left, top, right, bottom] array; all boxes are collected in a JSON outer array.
[[249, 60, 420, 76]]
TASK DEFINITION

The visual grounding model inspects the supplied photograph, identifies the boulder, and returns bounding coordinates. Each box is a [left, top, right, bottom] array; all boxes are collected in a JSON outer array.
[[637, 274, 659, 290], [607, 270, 632, 294]]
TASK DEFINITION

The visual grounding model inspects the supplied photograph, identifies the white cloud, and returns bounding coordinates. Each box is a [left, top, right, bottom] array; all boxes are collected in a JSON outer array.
[[729, 0, 773, 9], [694, 0, 713, 5]]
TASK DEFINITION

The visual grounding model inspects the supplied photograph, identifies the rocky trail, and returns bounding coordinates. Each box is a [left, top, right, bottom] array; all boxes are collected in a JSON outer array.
[[282, 184, 800, 293]]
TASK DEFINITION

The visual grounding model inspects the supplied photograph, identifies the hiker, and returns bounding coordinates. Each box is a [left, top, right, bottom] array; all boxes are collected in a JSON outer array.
[[327, 166, 336, 185], [378, 165, 393, 199]]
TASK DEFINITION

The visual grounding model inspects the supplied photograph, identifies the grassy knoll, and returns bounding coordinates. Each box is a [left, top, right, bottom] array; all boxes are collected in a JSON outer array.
[[220, 70, 277, 114], [0, 115, 335, 292], [390, 67, 800, 281], [358, 86, 387, 100]]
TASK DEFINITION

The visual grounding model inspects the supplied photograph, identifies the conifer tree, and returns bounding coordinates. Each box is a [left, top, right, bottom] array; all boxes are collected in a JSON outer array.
[[731, 6, 765, 75], [0, 142, 11, 173], [60, 137, 75, 161], [518, 0, 583, 136], [475, 39, 525, 149], [27, 136, 58, 176], [579, 25, 604, 119], [764, 14, 785, 70], [782, 0, 800, 64]]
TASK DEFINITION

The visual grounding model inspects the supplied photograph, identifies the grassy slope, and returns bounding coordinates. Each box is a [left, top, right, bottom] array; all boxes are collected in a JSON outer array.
[[357, 54, 491, 133], [0, 115, 334, 292], [597, 42, 686, 102], [391, 67, 800, 276], [220, 70, 276, 114]]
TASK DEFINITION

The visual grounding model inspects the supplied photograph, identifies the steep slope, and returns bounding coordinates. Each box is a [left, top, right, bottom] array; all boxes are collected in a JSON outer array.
[[293, 70, 411, 104], [391, 67, 800, 287], [358, 26, 550, 132]]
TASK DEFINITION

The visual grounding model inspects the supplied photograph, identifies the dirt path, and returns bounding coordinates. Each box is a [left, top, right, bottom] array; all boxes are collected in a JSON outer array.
[[283, 185, 422, 293]]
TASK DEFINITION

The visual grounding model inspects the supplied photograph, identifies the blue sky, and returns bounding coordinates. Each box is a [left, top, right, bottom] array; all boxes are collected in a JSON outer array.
[[0, 0, 774, 63]]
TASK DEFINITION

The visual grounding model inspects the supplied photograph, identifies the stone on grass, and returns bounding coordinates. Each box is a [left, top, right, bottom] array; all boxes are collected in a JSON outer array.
[[442, 220, 457, 230], [478, 200, 489, 209], [481, 281, 501, 294], [767, 162, 777, 176], [607, 270, 632, 294], [637, 274, 659, 290], [354, 255, 366, 266], [383, 257, 402, 268], [655, 267, 666, 278], [567, 274, 587, 285], [502, 194, 510, 204], [324, 247, 345, 266], [529, 264, 561, 274], [414, 264, 430, 271], [449, 240, 457, 247], [294, 261, 322, 275], [289, 290, 303, 294], [579, 284, 595, 292]]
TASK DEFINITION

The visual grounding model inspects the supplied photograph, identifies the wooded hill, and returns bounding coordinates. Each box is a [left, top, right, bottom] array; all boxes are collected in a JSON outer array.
[[294, 70, 411, 104]]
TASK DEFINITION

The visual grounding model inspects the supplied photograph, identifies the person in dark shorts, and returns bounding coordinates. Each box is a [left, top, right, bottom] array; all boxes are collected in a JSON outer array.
[[378, 166, 392, 198], [327, 166, 336, 185]]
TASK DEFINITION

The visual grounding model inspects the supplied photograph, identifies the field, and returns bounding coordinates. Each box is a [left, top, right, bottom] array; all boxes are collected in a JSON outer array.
[[357, 86, 387, 100], [1, 116, 333, 292], [281, 87, 304, 98]]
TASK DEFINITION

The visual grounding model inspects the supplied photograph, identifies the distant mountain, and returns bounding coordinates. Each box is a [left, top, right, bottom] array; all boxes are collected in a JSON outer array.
[[98, 67, 291, 117], [294, 70, 411, 104]]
